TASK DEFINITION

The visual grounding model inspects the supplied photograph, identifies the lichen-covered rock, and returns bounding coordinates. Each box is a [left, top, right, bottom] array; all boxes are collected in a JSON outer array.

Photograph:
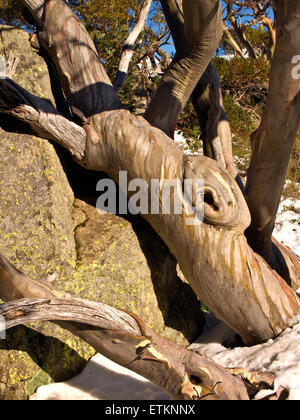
[[0, 25, 54, 101], [0, 27, 204, 400], [0, 26, 95, 399], [66, 199, 204, 346], [0, 127, 76, 278], [0, 121, 96, 400]]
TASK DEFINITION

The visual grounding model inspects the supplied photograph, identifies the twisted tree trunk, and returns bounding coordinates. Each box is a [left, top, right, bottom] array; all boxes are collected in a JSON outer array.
[[0, 0, 298, 348]]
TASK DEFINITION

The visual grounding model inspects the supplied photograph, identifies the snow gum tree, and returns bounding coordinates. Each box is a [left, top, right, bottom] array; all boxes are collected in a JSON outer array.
[[0, 0, 299, 400]]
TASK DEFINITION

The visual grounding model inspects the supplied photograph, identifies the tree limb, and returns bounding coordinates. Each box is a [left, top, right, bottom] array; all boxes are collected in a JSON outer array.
[[19, 0, 46, 26], [144, 0, 223, 138], [21, 0, 121, 118], [0, 77, 86, 163], [222, 22, 247, 59], [113, 0, 153, 92], [0, 254, 250, 400], [1, 0, 299, 344], [245, 0, 300, 277], [158, 0, 239, 179], [228, 14, 257, 59]]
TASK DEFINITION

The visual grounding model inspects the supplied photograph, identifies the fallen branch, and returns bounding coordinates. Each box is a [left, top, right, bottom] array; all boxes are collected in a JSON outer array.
[[0, 254, 250, 400]]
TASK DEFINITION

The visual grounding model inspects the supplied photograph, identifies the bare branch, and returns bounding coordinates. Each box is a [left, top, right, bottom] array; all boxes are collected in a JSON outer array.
[[156, 1, 239, 178], [113, 0, 153, 92], [0, 298, 140, 336], [0, 254, 250, 400], [245, 0, 300, 275], [0, 78, 86, 163], [11, 0, 299, 346], [144, 0, 223, 138], [22, 0, 121, 118], [228, 15, 257, 59], [20, 0, 46, 26], [222, 22, 247, 58]]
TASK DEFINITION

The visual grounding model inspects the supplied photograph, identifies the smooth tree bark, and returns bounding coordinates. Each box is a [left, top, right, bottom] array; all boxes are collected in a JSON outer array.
[[158, 0, 238, 179], [0, 0, 295, 346], [0, 254, 253, 400], [245, 0, 300, 282], [0, 0, 298, 397], [113, 0, 153, 92], [0, 255, 286, 400], [144, 0, 223, 139]]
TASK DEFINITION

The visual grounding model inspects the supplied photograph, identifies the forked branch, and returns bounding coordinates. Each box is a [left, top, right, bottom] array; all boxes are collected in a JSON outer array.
[[144, 0, 223, 138]]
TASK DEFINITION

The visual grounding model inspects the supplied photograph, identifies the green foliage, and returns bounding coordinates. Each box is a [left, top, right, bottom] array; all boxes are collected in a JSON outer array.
[[244, 26, 269, 52], [67, 0, 143, 79], [177, 101, 201, 144], [0, 0, 27, 27], [223, 96, 254, 139], [213, 56, 270, 90]]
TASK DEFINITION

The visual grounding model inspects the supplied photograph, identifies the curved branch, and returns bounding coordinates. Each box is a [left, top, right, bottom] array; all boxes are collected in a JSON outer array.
[[20, 0, 46, 26], [84, 109, 300, 345], [144, 0, 223, 138], [245, 0, 300, 279], [0, 298, 140, 335], [0, 78, 86, 163], [157, 0, 239, 179], [228, 15, 257, 59], [1, 71, 299, 344], [222, 22, 247, 59], [2, 0, 299, 344], [0, 255, 249, 400], [21, 0, 121, 118], [113, 0, 153, 92]]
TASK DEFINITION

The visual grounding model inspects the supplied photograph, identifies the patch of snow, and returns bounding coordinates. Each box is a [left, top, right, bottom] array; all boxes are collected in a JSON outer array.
[[190, 319, 300, 401], [274, 198, 300, 256], [174, 131, 201, 155], [30, 353, 169, 401]]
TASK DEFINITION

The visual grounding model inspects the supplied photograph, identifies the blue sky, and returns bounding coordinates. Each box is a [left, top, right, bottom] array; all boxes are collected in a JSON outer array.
[[151, 1, 275, 57]]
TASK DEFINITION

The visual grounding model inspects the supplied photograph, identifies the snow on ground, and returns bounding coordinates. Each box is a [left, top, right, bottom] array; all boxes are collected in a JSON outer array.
[[30, 353, 169, 400], [189, 317, 300, 400], [274, 198, 300, 256], [30, 141, 300, 400], [174, 131, 201, 155]]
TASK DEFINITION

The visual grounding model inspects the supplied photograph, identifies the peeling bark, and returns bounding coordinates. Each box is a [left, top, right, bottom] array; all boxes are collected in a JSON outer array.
[[0, 255, 250, 400]]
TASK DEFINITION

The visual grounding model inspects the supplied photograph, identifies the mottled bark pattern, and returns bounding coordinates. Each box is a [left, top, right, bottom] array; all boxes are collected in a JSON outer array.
[[4, 0, 298, 345], [0, 255, 250, 400]]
